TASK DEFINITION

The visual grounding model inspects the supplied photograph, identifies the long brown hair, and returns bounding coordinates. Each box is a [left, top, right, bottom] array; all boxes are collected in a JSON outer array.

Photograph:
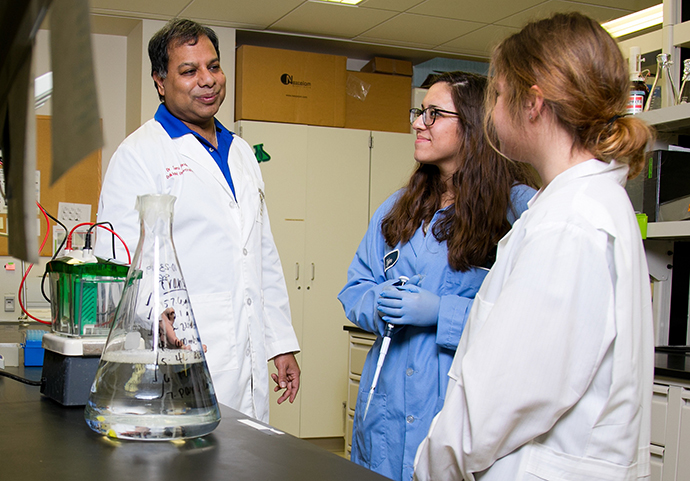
[[381, 71, 536, 272], [486, 12, 654, 178]]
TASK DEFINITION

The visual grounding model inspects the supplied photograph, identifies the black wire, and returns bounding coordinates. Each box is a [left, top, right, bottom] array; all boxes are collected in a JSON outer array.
[[87, 222, 116, 259], [37, 203, 68, 303], [0, 369, 44, 386]]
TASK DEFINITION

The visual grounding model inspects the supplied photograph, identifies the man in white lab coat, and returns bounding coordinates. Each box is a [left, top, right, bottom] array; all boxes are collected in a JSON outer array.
[[94, 18, 300, 423]]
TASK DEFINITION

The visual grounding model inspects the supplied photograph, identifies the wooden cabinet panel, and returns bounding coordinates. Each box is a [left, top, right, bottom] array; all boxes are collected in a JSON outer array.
[[239, 120, 307, 436], [300, 126, 370, 438], [676, 389, 690, 477], [238, 121, 374, 438], [653, 383, 670, 447], [369, 130, 416, 219], [651, 444, 664, 481]]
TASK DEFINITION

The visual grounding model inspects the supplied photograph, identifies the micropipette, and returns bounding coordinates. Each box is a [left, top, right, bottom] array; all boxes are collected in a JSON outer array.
[[363, 276, 408, 421]]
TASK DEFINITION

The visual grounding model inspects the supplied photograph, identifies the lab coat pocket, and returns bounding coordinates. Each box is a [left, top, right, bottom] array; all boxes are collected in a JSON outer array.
[[189, 292, 239, 373], [353, 390, 388, 470], [524, 442, 641, 481]]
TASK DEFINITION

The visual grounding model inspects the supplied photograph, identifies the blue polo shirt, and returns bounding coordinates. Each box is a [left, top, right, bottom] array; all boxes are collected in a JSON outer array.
[[154, 103, 236, 196]]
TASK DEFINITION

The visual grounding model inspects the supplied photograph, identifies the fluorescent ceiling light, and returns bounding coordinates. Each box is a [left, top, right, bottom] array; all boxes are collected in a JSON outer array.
[[313, 0, 363, 5], [602, 4, 663, 38]]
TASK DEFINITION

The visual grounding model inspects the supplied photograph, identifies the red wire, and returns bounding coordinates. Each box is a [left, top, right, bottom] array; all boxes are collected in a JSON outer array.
[[18, 203, 52, 325], [18, 210, 132, 325], [94, 224, 132, 265], [67, 222, 132, 264]]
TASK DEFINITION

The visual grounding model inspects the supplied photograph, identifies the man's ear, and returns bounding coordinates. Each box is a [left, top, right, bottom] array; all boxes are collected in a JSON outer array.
[[153, 72, 165, 99]]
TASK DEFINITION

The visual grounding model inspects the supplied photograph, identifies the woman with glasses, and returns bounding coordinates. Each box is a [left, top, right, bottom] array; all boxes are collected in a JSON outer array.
[[414, 13, 655, 481], [338, 71, 536, 481]]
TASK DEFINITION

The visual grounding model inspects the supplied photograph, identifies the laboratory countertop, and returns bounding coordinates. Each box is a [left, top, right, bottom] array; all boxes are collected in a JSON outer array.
[[344, 325, 690, 382], [0, 366, 388, 481]]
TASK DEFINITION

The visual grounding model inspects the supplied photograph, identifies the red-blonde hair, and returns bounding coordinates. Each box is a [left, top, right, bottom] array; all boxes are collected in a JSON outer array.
[[486, 12, 654, 178]]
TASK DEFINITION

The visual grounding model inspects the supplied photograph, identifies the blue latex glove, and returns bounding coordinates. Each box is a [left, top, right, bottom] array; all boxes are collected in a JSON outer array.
[[377, 283, 440, 327]]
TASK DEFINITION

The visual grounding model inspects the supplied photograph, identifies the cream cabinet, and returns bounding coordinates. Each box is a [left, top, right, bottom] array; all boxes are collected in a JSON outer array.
[[651, 377, 690, 481], [345, 328, 376, 458], [236, 120, 414, 438]]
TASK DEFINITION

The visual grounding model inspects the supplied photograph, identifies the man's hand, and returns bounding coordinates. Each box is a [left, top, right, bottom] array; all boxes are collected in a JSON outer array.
[[271, 352, 301, 404]]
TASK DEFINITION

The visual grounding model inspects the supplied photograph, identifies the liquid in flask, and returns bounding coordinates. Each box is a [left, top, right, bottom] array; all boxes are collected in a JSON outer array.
[[85, 194, 221, 440]]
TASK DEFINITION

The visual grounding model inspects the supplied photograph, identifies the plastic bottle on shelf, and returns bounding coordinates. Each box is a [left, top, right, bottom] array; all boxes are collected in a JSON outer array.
[[627, 47, 649, 115]]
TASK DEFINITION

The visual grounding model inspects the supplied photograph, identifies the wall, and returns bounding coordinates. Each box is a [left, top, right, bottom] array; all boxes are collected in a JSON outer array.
[[34, 29, 128, 176]]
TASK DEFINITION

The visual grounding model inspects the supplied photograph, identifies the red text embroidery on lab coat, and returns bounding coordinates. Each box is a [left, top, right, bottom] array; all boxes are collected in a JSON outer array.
[[166, 163, 193, 179]]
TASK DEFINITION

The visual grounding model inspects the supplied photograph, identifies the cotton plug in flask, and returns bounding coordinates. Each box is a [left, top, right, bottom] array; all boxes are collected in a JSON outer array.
[[645, 53, 678, 111], [85, 194, 220, 440]]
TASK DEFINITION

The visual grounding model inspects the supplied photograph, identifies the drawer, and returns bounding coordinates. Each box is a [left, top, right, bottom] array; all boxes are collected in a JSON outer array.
[[649, 444, 664, 481], [348, 378, 360, 412], [651, 383, 669, 447], [350, 339, 373, 376], [346, 414, 354, 449]]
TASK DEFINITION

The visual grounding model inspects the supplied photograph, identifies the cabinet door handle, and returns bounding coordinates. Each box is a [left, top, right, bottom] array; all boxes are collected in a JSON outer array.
[[311, 263, 315, 281], [295, 263, 300, 280]]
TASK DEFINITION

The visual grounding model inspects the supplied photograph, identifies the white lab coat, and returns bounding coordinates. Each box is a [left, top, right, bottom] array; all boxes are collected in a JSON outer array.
[[94, 119, 300, 422], [414, 159, 654, 481]]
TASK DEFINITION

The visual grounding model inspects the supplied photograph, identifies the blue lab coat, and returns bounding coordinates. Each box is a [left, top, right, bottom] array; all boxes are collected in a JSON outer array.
[[338, 185, 535, 481]]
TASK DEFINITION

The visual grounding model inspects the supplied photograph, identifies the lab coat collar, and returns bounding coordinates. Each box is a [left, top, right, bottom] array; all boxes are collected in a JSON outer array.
[[528, 159, 629, 208]]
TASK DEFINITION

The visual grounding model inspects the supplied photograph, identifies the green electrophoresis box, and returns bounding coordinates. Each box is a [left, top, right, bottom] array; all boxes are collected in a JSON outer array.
[[46, 257, 129, 337]]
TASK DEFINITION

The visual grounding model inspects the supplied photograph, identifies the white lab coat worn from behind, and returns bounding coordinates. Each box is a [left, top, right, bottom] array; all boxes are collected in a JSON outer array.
[[95, 119, 300, 422], [413, 160, 654, 481]]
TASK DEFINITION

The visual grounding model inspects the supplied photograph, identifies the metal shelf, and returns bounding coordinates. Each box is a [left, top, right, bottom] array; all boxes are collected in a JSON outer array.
[[637, 103, 690, 133], [674, 19, 690, 49], [647, 221, 690, 238]]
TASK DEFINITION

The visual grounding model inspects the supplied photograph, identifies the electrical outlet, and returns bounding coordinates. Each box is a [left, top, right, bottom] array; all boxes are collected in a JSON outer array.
[[57, 202, 92, 227]]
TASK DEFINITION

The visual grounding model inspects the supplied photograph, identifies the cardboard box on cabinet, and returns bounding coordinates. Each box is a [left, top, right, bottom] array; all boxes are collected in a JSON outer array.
[[235, 45, 347, 127], [361, 57, 413, 77], [345, 71, 412, 133]]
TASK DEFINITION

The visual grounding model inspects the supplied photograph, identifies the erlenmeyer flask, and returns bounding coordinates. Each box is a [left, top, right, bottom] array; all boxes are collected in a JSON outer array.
[[645, 53, 678, 111], [85, 194, 220, 441], [678, 59, 690, 104]]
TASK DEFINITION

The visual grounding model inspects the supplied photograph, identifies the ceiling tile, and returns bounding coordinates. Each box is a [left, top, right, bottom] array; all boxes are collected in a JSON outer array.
[[409, 0, 544, 24], [358, 0, 427, 12], [86, 0, 666, 61], [356, 13, 483, 49], [268, 2, 396, 38], [438, 24, 520, 58], [90, 0, 190, 18], [180, 0, 306, 29], [496, 0, 631, 28], [576, 0, 659, 10]]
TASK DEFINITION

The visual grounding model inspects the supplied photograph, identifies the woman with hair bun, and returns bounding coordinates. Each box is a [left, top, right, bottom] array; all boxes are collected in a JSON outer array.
[[414, 12, 655, 481]]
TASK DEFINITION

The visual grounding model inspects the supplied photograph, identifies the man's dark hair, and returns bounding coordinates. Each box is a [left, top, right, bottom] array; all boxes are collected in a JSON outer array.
[[148, 18, 220, 101]]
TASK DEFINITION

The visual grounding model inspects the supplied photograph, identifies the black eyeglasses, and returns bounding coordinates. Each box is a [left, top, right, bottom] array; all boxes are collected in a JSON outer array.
[[410, 107, 460, 127]]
